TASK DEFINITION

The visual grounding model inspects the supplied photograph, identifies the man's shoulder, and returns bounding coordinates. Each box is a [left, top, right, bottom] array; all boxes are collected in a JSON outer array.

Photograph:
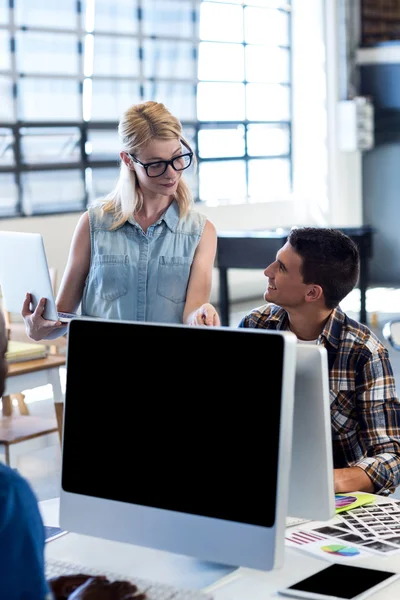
[[0, 464, 37, 505], [341, 312, 388, 355], [238, 303, 285, 328]]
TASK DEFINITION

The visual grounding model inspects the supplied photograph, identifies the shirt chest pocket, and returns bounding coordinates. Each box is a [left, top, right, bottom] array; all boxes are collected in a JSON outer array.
[[330, 376, 357, 436], [157, 256, 192, 304], [94, 254, 129, 301]]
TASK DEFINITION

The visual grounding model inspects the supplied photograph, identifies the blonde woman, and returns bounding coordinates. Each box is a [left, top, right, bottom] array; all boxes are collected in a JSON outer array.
[[23, 101, 220, 341]]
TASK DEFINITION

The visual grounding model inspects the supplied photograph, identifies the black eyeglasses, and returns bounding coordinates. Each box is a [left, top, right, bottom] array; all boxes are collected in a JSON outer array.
[[128, 151, 193, 178]]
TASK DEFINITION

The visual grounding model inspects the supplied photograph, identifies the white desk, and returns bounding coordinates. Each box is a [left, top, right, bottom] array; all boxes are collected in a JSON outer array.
[[4, 355, 65, 402], [40, 497, 400, 599]]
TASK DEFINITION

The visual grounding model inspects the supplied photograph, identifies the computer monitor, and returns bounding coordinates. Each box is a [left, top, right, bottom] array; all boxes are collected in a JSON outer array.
[[288, 343, 335, 521], [59, 318, 297, 571]]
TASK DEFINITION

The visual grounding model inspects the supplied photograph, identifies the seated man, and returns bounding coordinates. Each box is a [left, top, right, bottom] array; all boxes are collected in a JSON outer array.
[[238, 227, 400, 496], [0, 310, 145, 600]]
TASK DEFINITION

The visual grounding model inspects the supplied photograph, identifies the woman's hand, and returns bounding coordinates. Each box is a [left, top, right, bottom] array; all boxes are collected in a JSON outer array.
[[67, 577, 147, 599], [187, 303, 221, 326], [21, 293, 65, 341]]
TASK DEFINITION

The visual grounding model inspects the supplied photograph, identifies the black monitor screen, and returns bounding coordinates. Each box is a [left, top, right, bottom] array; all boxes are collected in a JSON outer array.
[[62, 319, 285, 528]]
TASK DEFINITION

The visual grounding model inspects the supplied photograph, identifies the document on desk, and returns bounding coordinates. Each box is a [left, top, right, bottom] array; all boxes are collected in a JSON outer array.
[[335, 492, 376, 514], [290, 501, 400, 559], [285, 530, 372, 561]]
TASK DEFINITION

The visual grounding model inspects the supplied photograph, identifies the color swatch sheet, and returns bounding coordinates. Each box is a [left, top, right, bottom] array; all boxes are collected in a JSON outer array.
[[286, 500, 400, 561], [335, 492, 376, 514]]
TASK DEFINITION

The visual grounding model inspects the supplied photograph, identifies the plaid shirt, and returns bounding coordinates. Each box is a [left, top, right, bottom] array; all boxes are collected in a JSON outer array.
[[239, 303, 400, 495]]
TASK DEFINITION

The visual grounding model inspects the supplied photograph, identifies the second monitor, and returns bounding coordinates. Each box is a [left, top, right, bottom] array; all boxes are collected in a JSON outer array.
[[288, 342, 335, 521]]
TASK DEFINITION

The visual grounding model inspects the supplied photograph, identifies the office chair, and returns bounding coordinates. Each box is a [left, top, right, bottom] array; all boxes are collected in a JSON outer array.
[[382, 319, 400, 351]]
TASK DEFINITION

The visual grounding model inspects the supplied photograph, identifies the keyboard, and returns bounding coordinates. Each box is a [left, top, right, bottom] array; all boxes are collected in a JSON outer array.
[[46, 557, 214, 600], [285, 515, 310, 528]]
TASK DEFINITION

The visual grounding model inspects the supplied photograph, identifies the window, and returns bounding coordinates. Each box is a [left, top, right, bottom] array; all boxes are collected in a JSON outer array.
[[0, 0, 291, 217], [197, 0, 292, 204]]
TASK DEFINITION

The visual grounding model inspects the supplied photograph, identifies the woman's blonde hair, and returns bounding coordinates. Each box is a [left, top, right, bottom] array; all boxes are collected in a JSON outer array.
[[101, 101, 195, 229]]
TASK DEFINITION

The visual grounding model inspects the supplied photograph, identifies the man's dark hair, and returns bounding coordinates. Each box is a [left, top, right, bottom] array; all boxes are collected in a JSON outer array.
[[287, 227, 360, 309]]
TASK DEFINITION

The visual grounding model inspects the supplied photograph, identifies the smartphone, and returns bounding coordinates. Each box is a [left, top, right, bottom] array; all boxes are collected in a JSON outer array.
[[44, 525, 68, 543], [277, 564, 400, 600]]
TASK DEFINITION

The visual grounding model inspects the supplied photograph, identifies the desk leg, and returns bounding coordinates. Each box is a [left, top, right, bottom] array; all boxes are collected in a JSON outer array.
[[219, 267, 230, 326], [359, 251, 368, 325], [48, 368, 64, 445], [54, 402, 64, 445], [1, 395, 12, 417], [15, 393, 29, 415]]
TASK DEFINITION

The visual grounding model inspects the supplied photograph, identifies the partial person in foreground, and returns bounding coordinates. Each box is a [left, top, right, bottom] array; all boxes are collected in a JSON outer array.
[[0, 311, 145, 599], [22, 100, 220, 342], [238, 227, 400, 496]]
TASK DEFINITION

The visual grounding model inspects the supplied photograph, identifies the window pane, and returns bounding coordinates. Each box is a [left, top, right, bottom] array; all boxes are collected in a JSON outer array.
[[205, 0, 242, 3], [0, 128, 14, 166], [87, 167, 119, 204], [144, 40, 195, 79], [143, 82, 197, 121], [0, 174, 18, 216], [92, 36, 139, 77], [245, 0, 287, 6], [198, 126, 245, 158], [91, 80, 142, 120], [87, 130, 121, 161], [16, 32, 78, 75], [198, 42, 244, 82], [92, 0, 138, 34], [0, 0, 8, 24], [246, 46, 289, 83], [200, 3, 243, 42], [247, 124, 289, 156], [199, 160, 246, 204], [181, 126, 197, 154], [15, 0, 77, 28], [197, 83, 245, 121], [0, 77, 14, 122], [246, 83, 290, 121], [18, 80, 81, 121], [142, 0, 194, 37], [248, 158, 290, 201], [22, 170, 85, 215], [0, 31, 10, 71], [20, 128, 81, 164], [244, 7, 289, 46]]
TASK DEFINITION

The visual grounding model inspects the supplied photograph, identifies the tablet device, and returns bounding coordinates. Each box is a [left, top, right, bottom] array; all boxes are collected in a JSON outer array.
[[278, 564, 400, 600], [0, 231, 76, 323]]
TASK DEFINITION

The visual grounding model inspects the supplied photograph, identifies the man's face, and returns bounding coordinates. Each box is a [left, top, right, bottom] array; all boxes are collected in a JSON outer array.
[[263, 242, 311, 309], [0, 312, 8, 398]]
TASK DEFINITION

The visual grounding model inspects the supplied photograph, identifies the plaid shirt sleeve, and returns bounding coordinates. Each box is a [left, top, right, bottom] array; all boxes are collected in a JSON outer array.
[[353, 344, 400, 495]]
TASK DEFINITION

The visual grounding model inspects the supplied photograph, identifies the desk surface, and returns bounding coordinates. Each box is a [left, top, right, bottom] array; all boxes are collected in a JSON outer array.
[[7, 354, 65, 377], [40, 496, 400, 599]]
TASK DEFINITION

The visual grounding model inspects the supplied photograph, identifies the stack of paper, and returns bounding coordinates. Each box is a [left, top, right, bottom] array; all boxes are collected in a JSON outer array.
[[6, 340, 48, 363]]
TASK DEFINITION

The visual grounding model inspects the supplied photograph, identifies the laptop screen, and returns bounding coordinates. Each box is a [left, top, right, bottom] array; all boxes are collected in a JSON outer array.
[[62, 319, 285, 529]]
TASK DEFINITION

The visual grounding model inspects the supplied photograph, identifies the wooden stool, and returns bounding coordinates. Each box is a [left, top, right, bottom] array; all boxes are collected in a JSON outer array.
[[0, 355, 66, 464], [0, 415, 59, 465]]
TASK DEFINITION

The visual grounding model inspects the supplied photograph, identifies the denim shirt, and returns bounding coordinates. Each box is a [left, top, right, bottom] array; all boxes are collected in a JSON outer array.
[[81, 200, 207, 324]]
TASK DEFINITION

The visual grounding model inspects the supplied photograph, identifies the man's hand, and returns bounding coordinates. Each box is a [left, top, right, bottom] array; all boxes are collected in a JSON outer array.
[[48, 574, 97, 600], [334, 467, 375, 494], [67, 577, 147, 599]]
